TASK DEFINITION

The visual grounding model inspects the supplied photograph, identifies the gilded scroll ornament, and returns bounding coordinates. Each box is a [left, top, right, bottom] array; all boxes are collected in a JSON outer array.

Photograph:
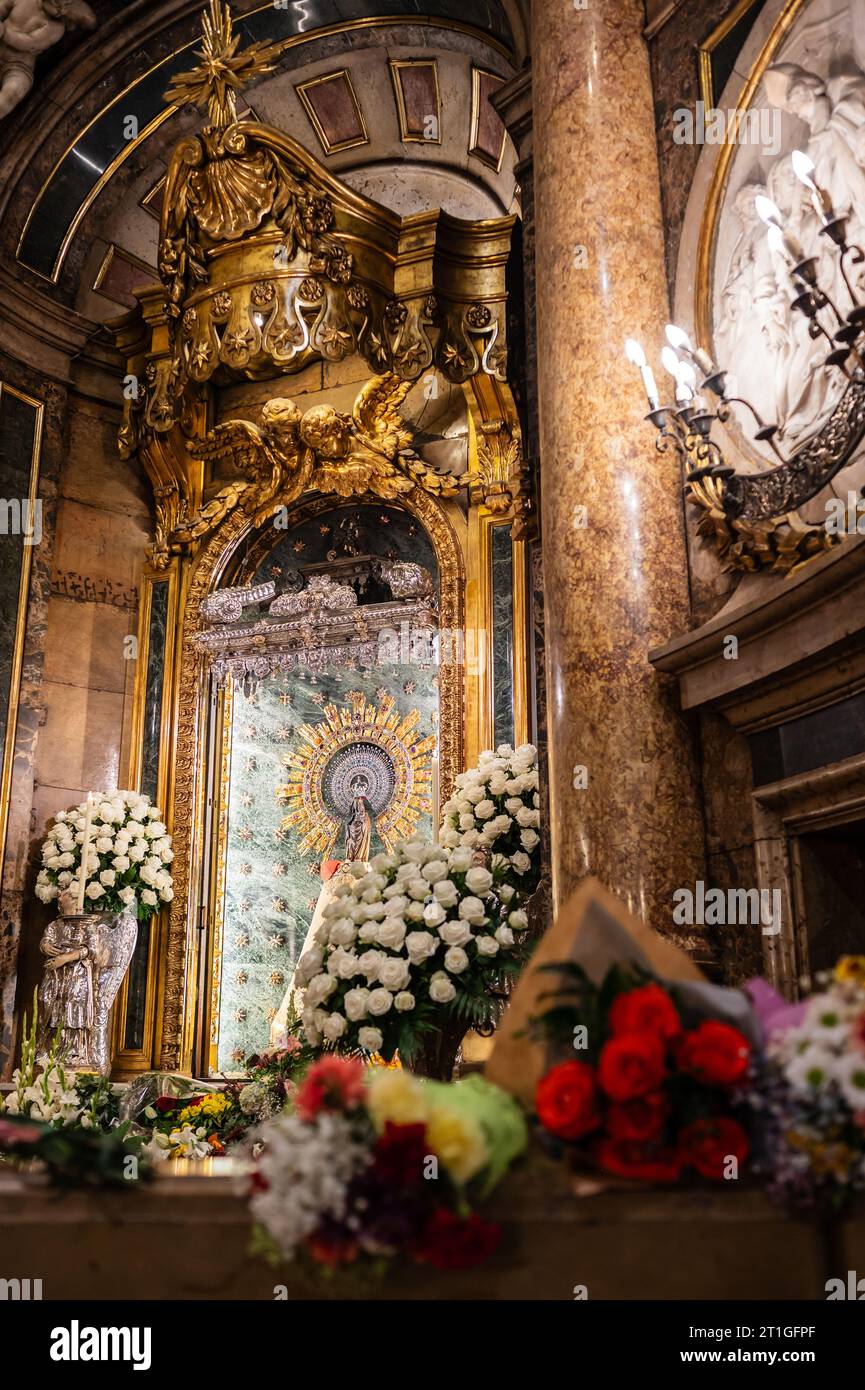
[[476, 420, 522, 515], [276, 694, 435, 856], [686, 472, 838, 575], [161, 373, 461, 561]]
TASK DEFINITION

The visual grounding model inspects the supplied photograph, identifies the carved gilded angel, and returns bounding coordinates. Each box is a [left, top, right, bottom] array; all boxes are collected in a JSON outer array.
[[168, 373, 459, 554], [178, 398, 313, 542]]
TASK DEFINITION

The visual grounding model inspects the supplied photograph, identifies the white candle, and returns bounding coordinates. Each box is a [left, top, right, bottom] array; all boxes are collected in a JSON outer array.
[[431, 756, 440, 846], [624, 338, 660, 411], [77, 792, 94, 914], [792, 149, 833, 224]]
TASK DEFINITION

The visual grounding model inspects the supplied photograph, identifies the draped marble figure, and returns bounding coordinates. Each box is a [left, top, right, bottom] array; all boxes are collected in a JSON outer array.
[[715, 24, 865, 453], [0, 0, 97, 119]]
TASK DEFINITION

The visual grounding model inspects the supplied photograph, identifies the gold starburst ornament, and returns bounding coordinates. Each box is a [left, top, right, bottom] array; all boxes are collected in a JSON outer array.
[[164, 0, 285, 127]]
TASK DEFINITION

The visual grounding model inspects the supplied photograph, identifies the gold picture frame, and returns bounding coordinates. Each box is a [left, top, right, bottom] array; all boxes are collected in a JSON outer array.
[[389, 59, 442, 144], [0, 382, 43, 875], [295, 70, 369, 156]]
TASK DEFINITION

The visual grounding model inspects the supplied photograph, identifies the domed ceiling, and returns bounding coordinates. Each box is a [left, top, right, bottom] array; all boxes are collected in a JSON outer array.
[[0, 0, 526, 356]]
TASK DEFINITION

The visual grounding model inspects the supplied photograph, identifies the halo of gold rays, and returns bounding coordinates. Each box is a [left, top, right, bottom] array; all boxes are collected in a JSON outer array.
[[276, 693, 436, 856], [164, 1, 287, 128]]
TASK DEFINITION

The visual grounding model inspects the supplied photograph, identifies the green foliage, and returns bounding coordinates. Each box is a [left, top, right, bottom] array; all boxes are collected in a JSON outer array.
[[0, 1112, 151, 1190]]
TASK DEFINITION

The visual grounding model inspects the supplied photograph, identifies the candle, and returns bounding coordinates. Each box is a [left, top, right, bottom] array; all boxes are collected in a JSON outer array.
[[791, 149, 834, 224], [431, 756, 440, 846], [624, 338, 660, 411], [77, 792, 94, 914], [755, 196, 805, 264], [661, 346, 695, 405], [664, 324, 715, 377]]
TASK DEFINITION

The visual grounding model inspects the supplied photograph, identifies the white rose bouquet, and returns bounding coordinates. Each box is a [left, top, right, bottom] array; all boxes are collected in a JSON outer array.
[[439, 743, 542, 898], [35, 790, 174, 921], [296, 746, 541, 1067]]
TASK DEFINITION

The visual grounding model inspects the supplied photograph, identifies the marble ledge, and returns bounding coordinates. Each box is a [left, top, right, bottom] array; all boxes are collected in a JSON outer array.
[[0, 1153, 851, 1301], [650, 536, 865, 729]]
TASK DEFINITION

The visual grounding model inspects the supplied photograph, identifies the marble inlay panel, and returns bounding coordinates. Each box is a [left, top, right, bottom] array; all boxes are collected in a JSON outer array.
[[0, 390, 38, 759], [217, 663, 438, 1072], [491, 522, 515, 747], [141, 581, 169, 805]]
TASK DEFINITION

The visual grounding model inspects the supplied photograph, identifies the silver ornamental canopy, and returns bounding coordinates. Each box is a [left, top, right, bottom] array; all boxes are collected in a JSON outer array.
[[194, 560, 438, 690]]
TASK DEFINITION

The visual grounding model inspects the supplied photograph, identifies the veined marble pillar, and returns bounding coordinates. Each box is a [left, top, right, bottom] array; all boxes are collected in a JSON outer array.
[[532, 0, 705, 931]]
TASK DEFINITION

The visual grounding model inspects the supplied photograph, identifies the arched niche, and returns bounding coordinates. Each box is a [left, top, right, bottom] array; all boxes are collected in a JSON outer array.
[[145, 483, 463, 1074]]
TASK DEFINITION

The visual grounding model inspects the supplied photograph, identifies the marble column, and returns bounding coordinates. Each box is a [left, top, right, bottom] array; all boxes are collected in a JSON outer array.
[[532, 0, 706, 934]]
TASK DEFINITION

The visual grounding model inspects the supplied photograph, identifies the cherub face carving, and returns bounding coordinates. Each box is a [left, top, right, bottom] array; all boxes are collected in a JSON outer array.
[[299, 405, 352, 459], [261, 398, 301, 444]]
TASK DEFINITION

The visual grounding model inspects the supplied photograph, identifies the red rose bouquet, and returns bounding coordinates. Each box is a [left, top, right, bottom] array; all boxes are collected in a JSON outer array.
[[531, 964, 753, 1185]]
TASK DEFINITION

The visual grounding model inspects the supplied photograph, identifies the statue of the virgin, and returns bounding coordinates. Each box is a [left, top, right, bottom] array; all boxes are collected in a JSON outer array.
[[270, 774, 378, 1045]]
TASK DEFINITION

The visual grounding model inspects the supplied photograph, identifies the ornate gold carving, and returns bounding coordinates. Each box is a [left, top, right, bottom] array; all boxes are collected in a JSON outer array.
[[464, 375, 537, 539], [165, 373, 460, 556], [164, 0, 284, 129], [116, 2, 514, 433], [276, 695, 435, 855], [158, 486, 464, 1071], [687, 473, 838, 575], [476, 418, 522, 515]]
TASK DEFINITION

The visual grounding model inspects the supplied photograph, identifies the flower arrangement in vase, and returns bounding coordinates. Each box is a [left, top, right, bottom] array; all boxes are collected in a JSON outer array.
[[294, 745, 542, 1076], [35, 790, 174, 921]]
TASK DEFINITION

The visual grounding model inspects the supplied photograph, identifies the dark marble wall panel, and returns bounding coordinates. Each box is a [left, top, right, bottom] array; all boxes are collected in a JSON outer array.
[[697, 711, 762, 984], [0, 353, 65, 1078], [647, 0, 769, 296], [140, 580, 169, 805], [122, 576, 170, 1051], [491, 522, 515, 746], [0, 390, 39, 746]]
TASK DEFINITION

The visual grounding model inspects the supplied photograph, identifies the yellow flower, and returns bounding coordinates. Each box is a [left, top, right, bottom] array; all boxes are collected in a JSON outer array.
[[835, 956, 865, 986], [365, 1069, 428, 1131], [177, 1091, 230, 1126], [425, 1104, 487, 1185]]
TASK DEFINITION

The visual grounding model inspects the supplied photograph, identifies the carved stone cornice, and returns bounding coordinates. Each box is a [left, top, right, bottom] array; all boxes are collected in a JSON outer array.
[[0, 266, 120, 394], [491, 64, 533, 172], [649, 534, 865, 729]]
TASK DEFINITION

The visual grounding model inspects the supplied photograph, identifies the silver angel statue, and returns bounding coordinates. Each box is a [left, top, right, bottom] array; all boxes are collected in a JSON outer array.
[[37, 888, 138, 1074]]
